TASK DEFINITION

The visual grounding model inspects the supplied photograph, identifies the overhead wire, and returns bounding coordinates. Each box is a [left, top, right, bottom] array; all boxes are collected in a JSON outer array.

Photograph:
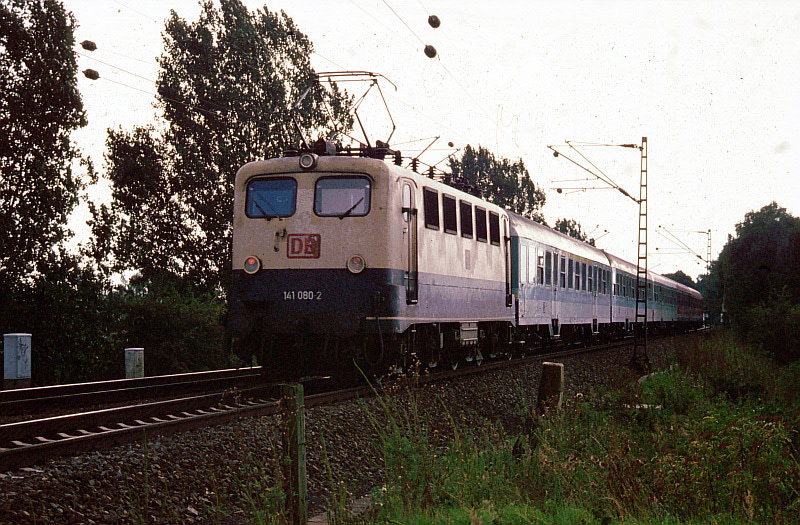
[[110, 0, 159, 24], [91, 0, 494, 161], [376, 0, 496, 129]]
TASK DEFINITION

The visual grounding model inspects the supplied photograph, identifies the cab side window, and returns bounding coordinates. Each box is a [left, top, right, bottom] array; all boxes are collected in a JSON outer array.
[[460, 201, 473, 238], [423, 187, 439, 230], [475, 207, 488, 242], [442, 194, 457, 234], [489, 211, 501, 246]]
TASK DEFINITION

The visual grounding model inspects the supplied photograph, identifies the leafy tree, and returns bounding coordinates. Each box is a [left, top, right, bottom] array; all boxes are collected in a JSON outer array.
[[0, 0, 89, 291], [90, 0, 351, 292], [705, 202, 800, 361], [449, 144, 546, 223], [554, 218, 595, 246], [663, 270, 696, 289], [715, 202, 800, 321]]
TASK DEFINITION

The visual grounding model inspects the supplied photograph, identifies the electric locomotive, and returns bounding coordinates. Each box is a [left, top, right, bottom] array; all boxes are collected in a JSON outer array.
[[228, 144, 513, 379]]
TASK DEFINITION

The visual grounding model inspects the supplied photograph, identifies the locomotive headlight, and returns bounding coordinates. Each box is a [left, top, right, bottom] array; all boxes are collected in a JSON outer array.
[[298, 152, 318, 170], [243, 255, 261, 274], [346, 254, 366, 274]]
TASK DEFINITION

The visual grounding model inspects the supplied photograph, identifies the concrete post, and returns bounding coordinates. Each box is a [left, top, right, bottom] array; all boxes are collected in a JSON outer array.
[[536, 361, 564, 415], [4, 333, 32, 390], [124, 348, 144, 378]]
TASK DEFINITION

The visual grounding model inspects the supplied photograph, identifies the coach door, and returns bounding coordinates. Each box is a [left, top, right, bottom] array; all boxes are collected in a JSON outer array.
[[504, 216, 512, 307], [551, 251, 562, 336], [401, 181, 418, 304]]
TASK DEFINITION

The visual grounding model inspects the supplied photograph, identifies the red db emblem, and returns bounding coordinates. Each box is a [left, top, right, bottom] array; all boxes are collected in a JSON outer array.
[[287, 234, 321, 258]]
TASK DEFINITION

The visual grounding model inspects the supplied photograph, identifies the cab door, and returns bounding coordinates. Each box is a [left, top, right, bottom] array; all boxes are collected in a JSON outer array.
[[401, 180, 418, 304]]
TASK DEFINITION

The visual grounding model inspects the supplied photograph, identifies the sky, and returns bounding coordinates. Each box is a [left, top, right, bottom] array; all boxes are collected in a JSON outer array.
[[63, 0, 800, 280]]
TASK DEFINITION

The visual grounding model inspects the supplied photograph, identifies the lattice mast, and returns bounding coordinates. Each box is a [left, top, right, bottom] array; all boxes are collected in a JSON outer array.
[[631, 137, 650, 372]]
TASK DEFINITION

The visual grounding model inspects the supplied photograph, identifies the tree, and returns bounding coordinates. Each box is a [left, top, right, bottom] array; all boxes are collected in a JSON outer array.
[[0, 0, 89, 291], [662, 270, 696, 289], [715, 202, 800, 321], [554, 218, 595, 246], [449, 145, 546, 223], [90, 0, 351, 292]]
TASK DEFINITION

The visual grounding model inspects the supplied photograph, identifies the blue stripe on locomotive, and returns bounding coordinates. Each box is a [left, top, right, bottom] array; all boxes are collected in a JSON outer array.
[[229, 266, 509, 340]]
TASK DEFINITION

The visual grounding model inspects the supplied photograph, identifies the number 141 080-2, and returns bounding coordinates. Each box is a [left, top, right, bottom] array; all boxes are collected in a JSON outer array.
[[283, 290, 322, 300]]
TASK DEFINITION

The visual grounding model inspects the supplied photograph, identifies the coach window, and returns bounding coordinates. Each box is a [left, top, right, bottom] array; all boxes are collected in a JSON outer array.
[[246, 177, 297, 218], [568, 259, 574, 289], [314, 176, 371, 217], [443, 194, 457, 234], [475, 207, 487, 242], [554, 254, 560, 286], [588, 265, 594, 292], [423, 187, 439, 230], [526, 246, 534, 283], [537, 251, 545, 284], [560, 256, 566, 288], [459, 201, 473, 238], [545, 251, 552, 285], [582, 263, 587, 291], [489, 211, 501, 246]]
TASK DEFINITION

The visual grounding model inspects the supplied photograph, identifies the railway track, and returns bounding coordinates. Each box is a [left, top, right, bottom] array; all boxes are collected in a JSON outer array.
[[0, 366, 266, 419], [1, 331, 703, 472]]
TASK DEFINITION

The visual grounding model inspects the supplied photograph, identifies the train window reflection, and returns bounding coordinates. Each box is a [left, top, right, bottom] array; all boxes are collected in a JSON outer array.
[[315, 176, 371, 217], [246, 177, 297, 218]]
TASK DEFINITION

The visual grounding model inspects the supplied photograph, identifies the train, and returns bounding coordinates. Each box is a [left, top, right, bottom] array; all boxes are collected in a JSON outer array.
[[227, 143, 703, 379]]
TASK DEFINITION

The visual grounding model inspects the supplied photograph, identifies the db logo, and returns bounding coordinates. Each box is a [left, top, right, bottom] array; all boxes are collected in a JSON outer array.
[[287, 234, 321, 258]]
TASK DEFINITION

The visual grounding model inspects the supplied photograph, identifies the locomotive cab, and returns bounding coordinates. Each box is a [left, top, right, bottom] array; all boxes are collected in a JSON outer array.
[[228, 154, 402, 378]]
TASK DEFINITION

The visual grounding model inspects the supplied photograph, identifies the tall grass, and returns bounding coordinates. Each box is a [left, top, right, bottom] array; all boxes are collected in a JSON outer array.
[[363, 331, 800, 524]]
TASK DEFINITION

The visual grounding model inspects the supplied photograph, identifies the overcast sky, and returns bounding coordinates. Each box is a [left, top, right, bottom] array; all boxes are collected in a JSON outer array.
[[64, 0, 800, 279]]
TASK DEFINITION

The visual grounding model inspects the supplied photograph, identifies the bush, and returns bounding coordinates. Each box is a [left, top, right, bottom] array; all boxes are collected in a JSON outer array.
[[741, 294, 800, 364], [365, 333, 800, 524], [116, 276, 230, 375]]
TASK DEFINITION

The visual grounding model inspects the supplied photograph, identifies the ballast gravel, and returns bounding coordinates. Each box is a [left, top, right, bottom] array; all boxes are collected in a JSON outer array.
[[0, 337, 685, 524]]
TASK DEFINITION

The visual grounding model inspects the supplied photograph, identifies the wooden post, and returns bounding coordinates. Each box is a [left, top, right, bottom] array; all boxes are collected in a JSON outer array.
[[281, 383, 307, 525], [536, 362, 564, 416]]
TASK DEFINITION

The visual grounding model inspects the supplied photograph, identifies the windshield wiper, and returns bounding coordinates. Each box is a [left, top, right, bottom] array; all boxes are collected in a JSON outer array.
[[338, 196, 365, 220], [251, 194, 278, 220]]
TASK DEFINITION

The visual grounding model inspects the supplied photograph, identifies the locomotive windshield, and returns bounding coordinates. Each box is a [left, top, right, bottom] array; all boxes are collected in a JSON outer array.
[[246, 177, 297, 218], [314, 176, 371, 218]]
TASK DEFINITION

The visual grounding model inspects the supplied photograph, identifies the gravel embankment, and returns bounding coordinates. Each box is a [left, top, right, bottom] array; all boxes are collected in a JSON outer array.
[[0, 338, 685, 524]]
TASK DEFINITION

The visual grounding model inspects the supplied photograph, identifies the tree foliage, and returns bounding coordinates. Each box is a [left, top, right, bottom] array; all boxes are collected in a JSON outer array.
[[0, 0, 89, 290], [89, 0, 351, 292], [554, 218, 595, 246], [715, 202, 800, 319], [662, 270, 696, 289], [448, 145, 546, 223], [706, 202, 800, 362]]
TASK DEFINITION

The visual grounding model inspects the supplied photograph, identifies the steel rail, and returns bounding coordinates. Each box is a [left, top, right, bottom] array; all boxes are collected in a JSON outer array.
[[0, 367, 265, 417], [0, 383, 370, 472]]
